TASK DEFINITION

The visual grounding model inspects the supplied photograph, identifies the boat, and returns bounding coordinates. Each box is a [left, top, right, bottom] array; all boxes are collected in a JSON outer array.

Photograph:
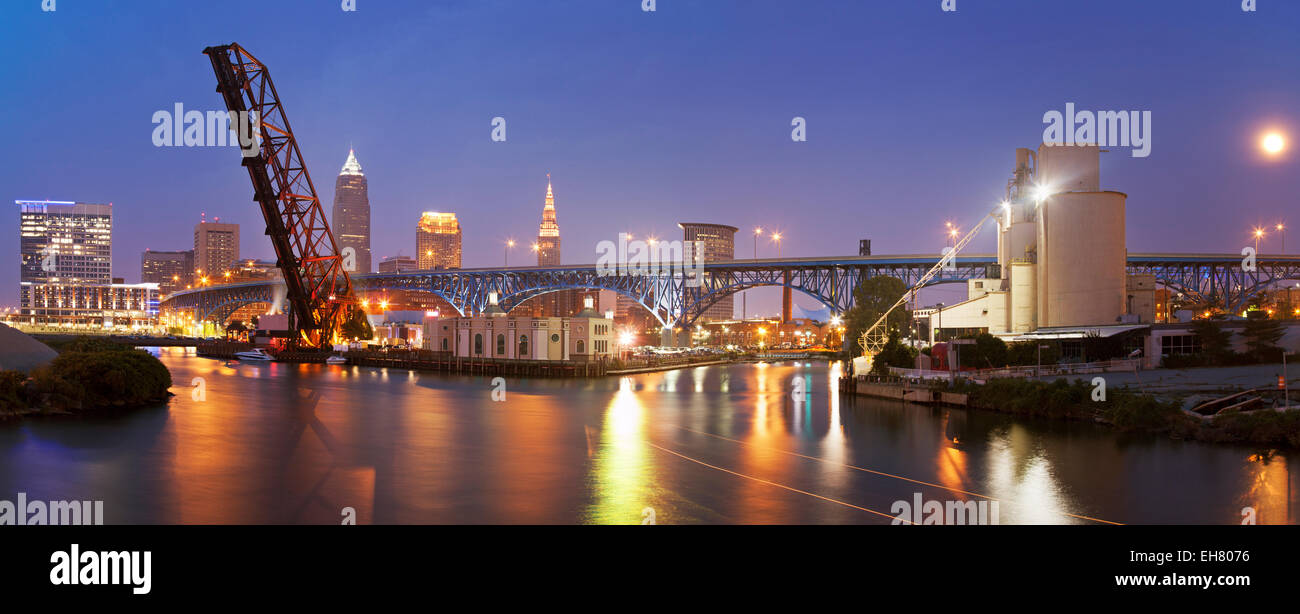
[[233, 348, 275, 362], [325, 355, 347, 365]]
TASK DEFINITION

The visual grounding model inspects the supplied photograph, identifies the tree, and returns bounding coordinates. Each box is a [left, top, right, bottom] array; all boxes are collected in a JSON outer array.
[[967, 333, 1008, 368], [1241, 317, 1285, 362], [843, 276, 911, 357], [340, 308, 374, 341], [871, 333, 919, 374], [1189, 319, 1232, 363]]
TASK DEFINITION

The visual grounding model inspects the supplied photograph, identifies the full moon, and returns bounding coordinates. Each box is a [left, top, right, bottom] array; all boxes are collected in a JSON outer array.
[[1262, 132, 1286, 155]]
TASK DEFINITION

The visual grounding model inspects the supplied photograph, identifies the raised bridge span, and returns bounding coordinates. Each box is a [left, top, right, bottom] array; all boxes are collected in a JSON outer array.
[[161, 253, 1300, 327]]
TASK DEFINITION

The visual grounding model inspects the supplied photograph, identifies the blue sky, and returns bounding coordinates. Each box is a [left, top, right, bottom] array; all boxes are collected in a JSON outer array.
[[1, 0, 1297, 313]]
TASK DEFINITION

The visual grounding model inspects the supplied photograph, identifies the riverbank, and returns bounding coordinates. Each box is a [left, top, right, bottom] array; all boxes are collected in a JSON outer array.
[[196, 341, 786, 377], [841, 375, 1300, 449]]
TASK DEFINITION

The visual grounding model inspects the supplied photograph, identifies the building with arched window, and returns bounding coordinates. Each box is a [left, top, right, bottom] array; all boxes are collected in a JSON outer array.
[[422, 295, 612, 362]]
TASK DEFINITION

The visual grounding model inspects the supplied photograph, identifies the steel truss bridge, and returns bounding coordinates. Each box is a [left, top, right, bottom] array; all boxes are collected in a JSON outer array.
[[161, 253, 1300, 327]]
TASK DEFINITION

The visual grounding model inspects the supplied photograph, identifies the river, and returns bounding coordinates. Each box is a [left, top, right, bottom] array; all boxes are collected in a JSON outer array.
[[0, 347, 1293, 524]]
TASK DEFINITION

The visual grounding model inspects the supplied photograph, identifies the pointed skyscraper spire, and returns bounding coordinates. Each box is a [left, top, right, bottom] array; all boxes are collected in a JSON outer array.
[[539, 173, 559, 237], [340, 148, 364, 176]]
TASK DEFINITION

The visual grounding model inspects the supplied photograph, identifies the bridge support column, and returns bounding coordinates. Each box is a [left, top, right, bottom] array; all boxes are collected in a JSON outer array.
[[782, 270, 793, 323]]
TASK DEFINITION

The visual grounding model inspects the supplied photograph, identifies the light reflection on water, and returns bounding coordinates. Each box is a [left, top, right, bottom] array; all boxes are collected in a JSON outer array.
[[0, 347, 1293, 525]]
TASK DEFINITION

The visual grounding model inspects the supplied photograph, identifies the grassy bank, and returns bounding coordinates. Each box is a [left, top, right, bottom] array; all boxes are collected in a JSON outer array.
[[1, 337, 172, 419], [942, 377, 1300, 448]]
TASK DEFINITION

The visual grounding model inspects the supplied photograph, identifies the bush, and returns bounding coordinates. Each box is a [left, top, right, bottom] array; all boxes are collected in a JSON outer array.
[[965, 333, 1008, 369], [0, 370, 27, 415], [1208, 410, 1300, 448], [43, 336, 131, 354], [871, 335, 918, 374], [1104, 394, 1185, 431], [40, 349, 172, 411]]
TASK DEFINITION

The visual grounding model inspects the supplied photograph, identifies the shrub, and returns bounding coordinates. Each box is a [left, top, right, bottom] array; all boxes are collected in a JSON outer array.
[[44, 349, 172, 411], [44, 336, 131, 354], [1104, 394, 1184, 431], [1209, 410, 1300, 448], [0, 370, 27, 415]]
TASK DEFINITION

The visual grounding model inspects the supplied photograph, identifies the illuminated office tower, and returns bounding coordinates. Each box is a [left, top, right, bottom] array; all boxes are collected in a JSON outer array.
[[417, 212, 462, 269], [679, 222, 738, 321], [141, 249, 193, 295], [332, 149, 372, 273], [194, 215, 240, 279]]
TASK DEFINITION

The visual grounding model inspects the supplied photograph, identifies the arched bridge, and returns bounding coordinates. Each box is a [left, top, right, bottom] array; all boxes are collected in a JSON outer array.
[[161, 253, 1300, 326]]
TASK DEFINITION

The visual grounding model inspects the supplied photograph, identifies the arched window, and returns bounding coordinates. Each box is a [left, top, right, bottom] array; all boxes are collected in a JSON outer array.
[[496, 334, 506, 356], [474, 333, 483, 355], [519, 335, 529, 356], [441, 338, 448, 351], [576, 340, 586, 354]]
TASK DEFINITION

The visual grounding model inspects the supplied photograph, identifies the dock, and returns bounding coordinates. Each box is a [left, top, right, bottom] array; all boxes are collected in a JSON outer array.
[[838, 375, 969, 407]]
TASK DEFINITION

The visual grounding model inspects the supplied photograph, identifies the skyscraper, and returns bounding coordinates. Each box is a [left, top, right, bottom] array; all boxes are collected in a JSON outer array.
[[679, 222, 738, 321], [536, 174, 560, 266], [332, 149, 372, 274], [19, 201, 113, 287], [533, 175, 580, 316], [417, 212, 462, 269], [19, 201, 113, 317], [194, 216, 239, 279], [141, 249, 193, 295], [18, 200, 157, 327]]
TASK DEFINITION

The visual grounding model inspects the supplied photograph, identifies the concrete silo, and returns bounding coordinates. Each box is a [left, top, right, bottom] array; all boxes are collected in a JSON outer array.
[[1035, 190, 1127, 327]]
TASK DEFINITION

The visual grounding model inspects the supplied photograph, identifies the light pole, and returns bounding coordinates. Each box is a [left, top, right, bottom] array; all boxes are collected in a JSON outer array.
[[1278, 223, 1286, 254], [1254, 227, 1265, 254], [505, 239, 515, 267], [771, 232, 782, 259], [748, 227, 762, 319], [934, 303, 943, 346]]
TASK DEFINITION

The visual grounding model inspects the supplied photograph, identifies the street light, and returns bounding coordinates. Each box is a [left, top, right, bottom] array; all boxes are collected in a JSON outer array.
[[771, 232, 782, 259], [505, 239, 515, 267], [1277, 223, 1286, 254], [1254, 227, 1266, 254]]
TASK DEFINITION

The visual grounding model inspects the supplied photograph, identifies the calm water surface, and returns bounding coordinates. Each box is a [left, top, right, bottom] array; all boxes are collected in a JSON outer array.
[[0, 347, 1294, 524]]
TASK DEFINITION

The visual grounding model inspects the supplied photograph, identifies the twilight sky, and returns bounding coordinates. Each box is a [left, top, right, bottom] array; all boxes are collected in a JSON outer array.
[[1, 0, 1297, 314]]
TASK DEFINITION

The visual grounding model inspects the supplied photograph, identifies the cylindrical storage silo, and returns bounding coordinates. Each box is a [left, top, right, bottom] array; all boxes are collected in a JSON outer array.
[[1036, 191, 1126, 327], [1010, 261, 1037, 332]]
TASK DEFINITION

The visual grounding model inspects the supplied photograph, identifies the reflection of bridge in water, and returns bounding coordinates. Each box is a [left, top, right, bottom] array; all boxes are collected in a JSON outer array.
[[162, 253, 1300, 327]]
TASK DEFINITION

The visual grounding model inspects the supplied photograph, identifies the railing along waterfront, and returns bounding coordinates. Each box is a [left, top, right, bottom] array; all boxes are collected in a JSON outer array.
[[887, 358, 1142, 381]]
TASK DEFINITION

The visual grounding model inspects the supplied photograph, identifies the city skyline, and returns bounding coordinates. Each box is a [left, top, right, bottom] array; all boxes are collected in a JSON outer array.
[[2, 0, 1297, 315]]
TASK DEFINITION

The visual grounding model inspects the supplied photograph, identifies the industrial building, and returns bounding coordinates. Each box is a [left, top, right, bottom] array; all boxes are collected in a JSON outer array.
[[926, 143, 1154, 344]]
